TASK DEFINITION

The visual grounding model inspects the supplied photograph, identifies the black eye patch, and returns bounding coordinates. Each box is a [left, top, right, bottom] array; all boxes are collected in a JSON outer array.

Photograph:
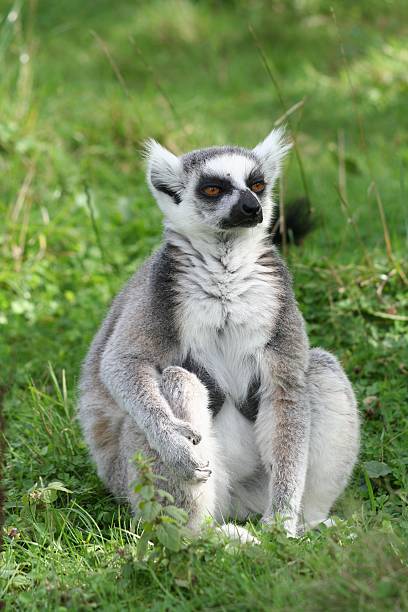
[[151, 177, 182, 204], [246, 167, 265, 189], [196, 175, 234, 199]]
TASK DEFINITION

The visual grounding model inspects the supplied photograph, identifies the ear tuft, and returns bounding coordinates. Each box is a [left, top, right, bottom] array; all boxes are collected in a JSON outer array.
[[253, 127, 292, 179], [144, 139, 183, 204]]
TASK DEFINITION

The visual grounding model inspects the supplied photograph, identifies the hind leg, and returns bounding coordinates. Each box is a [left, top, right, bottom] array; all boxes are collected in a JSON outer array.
[[300, 349, 360, 531]]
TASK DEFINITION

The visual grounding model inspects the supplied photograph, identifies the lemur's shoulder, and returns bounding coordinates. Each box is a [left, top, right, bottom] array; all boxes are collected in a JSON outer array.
[[81, 245, 182, 381], [106, 243, 179, 319]]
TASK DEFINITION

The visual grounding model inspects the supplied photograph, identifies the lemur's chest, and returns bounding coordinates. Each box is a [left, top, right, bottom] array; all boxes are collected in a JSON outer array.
[[177, 254, 279, 409]]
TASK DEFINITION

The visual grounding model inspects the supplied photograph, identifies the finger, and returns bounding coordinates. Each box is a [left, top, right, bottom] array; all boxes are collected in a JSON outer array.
[[189, 432, 201, 445], [192, 468, 212, 482], [182, 427, 201, 445]]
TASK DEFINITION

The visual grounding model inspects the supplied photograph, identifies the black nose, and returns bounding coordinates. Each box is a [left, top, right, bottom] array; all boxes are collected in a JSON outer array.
[[220, 190, 263, 229], [239, 191, 261, 216]]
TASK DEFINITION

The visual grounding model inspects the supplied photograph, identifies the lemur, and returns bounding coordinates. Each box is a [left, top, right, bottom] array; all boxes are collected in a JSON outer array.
[[78, 129, 360, 538]]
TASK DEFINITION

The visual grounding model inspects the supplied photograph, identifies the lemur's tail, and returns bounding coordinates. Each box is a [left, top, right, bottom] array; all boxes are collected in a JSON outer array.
[[270, 197, 314, 246]]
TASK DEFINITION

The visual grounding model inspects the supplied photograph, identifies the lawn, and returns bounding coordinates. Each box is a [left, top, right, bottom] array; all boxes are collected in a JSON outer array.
[[1, 0, 407, 609]]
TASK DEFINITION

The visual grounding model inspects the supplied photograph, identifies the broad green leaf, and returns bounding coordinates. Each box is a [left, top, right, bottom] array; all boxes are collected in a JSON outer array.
[[47, 482, 72, 493], [163, 505, 188, 524], [364, 461, 392, 478], [139, 485, 155, 500], [141, 501, 162, 522], [157, 489, 175, 502], [156, 523, 181, 552], [42, 489, 58, 504]]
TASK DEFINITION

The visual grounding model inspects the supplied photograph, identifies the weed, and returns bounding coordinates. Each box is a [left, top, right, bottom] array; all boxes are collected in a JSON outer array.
[[132, 452, 192, 560]]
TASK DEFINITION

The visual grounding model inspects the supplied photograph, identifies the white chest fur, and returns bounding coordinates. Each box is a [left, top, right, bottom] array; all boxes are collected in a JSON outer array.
[[174, 233, 280, 402]]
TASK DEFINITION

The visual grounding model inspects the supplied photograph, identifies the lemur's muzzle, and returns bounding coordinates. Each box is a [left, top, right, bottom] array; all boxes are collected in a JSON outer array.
[[221, 190, 263, 229]]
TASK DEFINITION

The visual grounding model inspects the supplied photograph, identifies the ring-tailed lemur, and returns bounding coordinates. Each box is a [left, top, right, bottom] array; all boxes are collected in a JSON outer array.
[[78, 129, 359, 538]]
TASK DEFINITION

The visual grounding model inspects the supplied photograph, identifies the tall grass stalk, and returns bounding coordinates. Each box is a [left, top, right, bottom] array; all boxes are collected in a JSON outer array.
[[331, 8, 397, 271], [249, 23, 311, 213]]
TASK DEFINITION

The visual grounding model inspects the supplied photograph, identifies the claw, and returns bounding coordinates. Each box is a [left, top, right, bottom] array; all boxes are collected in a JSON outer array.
[[193, 468, 212, 482], [187, 431, 201, 445]]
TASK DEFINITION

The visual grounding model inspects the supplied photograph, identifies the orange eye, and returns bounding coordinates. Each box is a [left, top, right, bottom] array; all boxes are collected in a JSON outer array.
[[203, 186, 222, 197], [251, 181, 265, 194]]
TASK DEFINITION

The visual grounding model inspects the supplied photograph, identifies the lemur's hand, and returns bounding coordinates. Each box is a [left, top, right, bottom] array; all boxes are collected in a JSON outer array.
[[153, 365, 211, 481], [172, 416, 202, 446], [154, 419, 212, 482]]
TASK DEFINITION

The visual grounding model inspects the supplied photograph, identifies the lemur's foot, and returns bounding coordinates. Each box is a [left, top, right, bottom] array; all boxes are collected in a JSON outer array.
[[161, 366, 208, 412], [218, 524, 260, 545], [260, 513, 298, 538]]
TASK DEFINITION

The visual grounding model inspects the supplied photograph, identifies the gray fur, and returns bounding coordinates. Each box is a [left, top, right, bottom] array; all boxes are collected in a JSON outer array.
[[182, 145, 257, 174], [78, 130, 360, 538]]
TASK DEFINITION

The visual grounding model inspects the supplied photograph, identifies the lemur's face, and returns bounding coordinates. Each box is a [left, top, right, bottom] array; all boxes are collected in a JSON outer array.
[[146, 129, 290, 237]]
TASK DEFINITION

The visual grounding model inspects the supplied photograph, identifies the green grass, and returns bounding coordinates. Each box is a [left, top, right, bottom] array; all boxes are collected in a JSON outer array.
[[1, 0, 408, 609]]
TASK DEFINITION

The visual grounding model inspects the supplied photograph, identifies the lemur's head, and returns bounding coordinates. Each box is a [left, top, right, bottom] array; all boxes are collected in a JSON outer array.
[[145, 129, 290, 237]]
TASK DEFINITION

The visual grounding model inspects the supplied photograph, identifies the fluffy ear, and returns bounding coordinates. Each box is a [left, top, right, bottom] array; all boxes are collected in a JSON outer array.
[[253, 127, 292, 180], [144, 139, 183, 204]]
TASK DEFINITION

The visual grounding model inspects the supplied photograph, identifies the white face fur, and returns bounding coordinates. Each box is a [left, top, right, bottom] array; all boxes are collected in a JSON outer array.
[[145, 128, 291, 238]]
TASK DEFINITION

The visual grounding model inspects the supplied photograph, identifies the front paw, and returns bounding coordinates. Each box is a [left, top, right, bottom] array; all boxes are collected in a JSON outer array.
[[171, 439, 212, 483], [159, 428, 211, 483], [173, 417, 202, 446]]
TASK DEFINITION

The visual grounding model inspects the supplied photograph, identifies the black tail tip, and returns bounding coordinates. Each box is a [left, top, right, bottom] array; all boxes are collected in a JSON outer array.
[[271, 197, 314, 247]]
